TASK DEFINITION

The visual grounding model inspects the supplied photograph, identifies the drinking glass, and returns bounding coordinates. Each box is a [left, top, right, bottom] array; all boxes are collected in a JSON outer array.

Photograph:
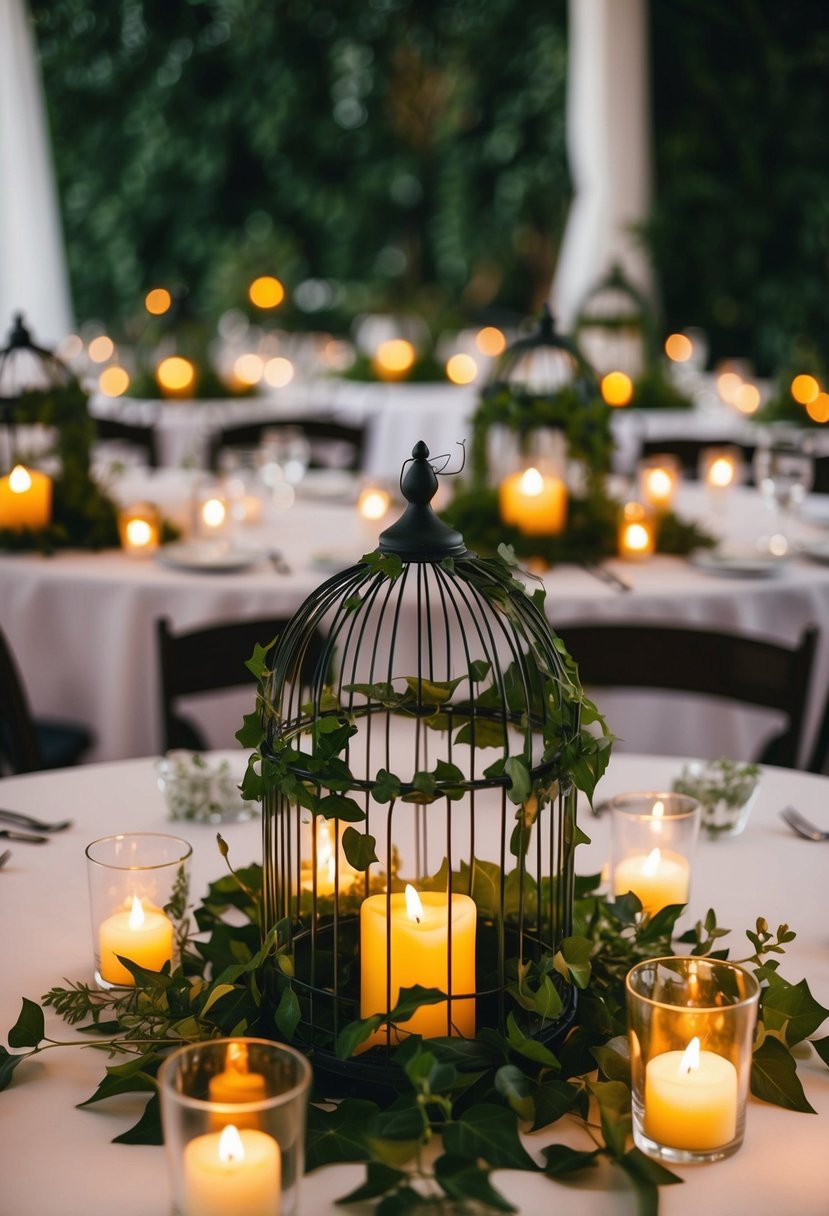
[[753, 435, 813, 555]]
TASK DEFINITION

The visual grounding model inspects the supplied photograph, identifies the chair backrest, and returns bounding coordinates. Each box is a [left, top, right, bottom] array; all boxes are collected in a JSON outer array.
[[0, 624, 41, 774], [156, 616, 324, 752], [807, 680, 829, 775], [556, 622, 818, 768], [94, 416, 160, 468], [207, 417, 366, 474]]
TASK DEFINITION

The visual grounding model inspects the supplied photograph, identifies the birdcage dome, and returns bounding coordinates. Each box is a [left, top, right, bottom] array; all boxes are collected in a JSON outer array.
[[259, 441, 587, 1090], [488, 303, 597, 398], [0, 313, 75, 399], [573, 262, 657, 378]]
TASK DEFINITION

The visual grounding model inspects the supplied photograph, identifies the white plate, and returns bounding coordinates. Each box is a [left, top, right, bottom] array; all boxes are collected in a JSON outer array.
[[690, 551, 786, 578], [799, 540, 829, 565], [156, 541, 264, 573]]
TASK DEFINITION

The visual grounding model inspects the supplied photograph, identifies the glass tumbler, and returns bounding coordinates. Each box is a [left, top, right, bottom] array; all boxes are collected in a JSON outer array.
[[159, 1038, 312, 1216], [86, 833, 192, 988], [610, 791, 700, 916], [626, 957, 760, 1163]]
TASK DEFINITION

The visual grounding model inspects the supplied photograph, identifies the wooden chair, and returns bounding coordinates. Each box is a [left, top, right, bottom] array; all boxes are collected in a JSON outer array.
[[807, 681, 829, 775], [207, 417, 366, 474], [93, 416, 160, 468], [156, 616, 324, 752], [0, 624, 93, 775], [556, 622, 818, 768]]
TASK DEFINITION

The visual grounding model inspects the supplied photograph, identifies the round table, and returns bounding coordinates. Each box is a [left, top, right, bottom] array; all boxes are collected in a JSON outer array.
[[0, 751, 827, 1215]]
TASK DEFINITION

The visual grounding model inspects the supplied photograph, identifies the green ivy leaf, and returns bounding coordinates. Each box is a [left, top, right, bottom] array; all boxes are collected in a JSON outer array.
[[762, 978, 829, 1045], [442, 1103, 539, 1171], [494, 1063, 535, 1121], [503, 756, 532, 805], [240, 754, 265, 802], [505, 1012, 560, 1070], [434, 1154, 515, 1212], [541, 1143, 601, 1177], [530, 1078, 578, 1131], [372, 768, 402, 803], [7, 998, 44, 1049], [589, 1080, 632, 1159], [618, 1147, 683, 1216], [77, 1064, 157, 1107], [359, 551, 403, 580], [317, 794, 365, 822], [0, 1045, 26, 1092], [336, 1014, 384, 1060], [554, 936, 593, 989], [235, 709, 263, 748], [751, 1037, 816, 1112], [812, 1036, 829, 1067], [389, 985, 446, 1023], [306, 1098, 378, 1170], [591, 1035, 631, 1083], [244, 638, 276, 681], [468, 659, 492, 682], [404, 675, 465, 705], [342, 827, 378, 871], [335, 1162, 407, 1204], [274, 986, 301, 1041], [111, 1093, 163, 1145]]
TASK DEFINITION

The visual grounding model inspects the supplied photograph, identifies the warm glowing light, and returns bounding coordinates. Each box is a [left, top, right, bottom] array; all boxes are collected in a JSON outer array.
[[519, 467, 544, 496], [128, 895, 145, 931], [601, 370, 634, 407], [708, 457, 735, 488], [642, 848, 662, 877], [664, 333, 692, 362], [88, 335, 114, 363], [58, 334, 83, 359], [156, 355, 196, 395], [806, 392, 829, 423], [145, 287, 172, 316], [233, 353, 264, 386], [373, 338, 415, 380], [264, 356, 294, 387], [445, 352, 478, 385], [248, 276, 285, 309], [358, 486, 390, 521], [125, 518, 153, 547], [99, 365, 130, 396], [405, 883, 424, 923], [226, 1041, 249, 1071], [625, 523, 650, 552], [646, 469, 672, 501], [652, 800, 664, 820], [475, 326, 506, 357], [679, 1037, 701, 1076], [716, 372, 742, 404], [791, 374, 820, 405], [218, 1124, 245, 1165], [733, 383, 760, 414], [9, 465, 32, 493], [201, 497, 227, 528]]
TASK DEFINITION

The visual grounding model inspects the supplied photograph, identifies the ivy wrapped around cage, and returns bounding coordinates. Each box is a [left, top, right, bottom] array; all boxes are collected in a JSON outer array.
[[254, 441, 610, 1091]]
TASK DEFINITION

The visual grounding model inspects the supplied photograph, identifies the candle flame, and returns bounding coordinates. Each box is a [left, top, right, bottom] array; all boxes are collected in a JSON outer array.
[[218, 1123, 245, 1164], [405, 883, 423, 923], [519, 467, 544, 497], [9, 465, 32, 494], [358, 488, 390, 521], [646, 469, 672, 500], [642, 848, 661, 877], [708, 457, 735, 488], [226, 1041, 249, 1074], [624, 523, 650, 552], [202, 497, 227, 528], [128, 895, 145, 930], [679, 1037, 701, 1075], [125, 518, 153, 547]]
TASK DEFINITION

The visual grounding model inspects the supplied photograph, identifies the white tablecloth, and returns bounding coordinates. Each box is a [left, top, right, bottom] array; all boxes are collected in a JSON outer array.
[[2, 479, 829, 765], [0, 752, 827, 1215]]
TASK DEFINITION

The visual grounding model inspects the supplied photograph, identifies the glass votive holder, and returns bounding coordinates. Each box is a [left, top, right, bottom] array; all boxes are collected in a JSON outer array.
[[193, 480, 229, 537], [159, 1038, 312, 1216], [86, 833, 192, 989], [626, 957, 760, 1164], [636, 455, 681, 512], [156, 751, 256, 825], [617, 502, 657, 560], [118, 501, 161, 557], [699, 445, 744, 492], [610, 791, 700, 915]]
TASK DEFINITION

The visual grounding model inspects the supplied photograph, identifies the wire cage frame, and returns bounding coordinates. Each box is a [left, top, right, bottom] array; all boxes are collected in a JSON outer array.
[[260, 441, 585, 1089], [0, 313, 77, 472], [572, 261, 658, 378]]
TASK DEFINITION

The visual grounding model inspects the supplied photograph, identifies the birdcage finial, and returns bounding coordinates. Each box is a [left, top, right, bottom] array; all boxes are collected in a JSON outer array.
[[378, 440, 468, 561]]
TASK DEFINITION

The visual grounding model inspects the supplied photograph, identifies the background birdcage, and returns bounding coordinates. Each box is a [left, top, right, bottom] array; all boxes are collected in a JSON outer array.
[[0, 313, 77, 472], [260, 441, 586, 1090], [572, 262, 658, 380]]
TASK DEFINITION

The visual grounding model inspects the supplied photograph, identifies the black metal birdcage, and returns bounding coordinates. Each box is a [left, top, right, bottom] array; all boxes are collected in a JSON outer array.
[[0, 314, 76, 470], [261, 441, 583, 1089]]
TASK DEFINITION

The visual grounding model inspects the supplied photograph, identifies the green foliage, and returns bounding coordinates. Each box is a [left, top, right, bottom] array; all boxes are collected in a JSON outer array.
[[33, 0, 570, 331], [627, 368, 694, 412]]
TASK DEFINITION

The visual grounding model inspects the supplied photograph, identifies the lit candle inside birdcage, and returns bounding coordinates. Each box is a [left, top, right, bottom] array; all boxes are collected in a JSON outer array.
[[618, 502, 656, 560], [118, 502, 160, 556], [700, 447, 742, 492], [0, 464, 52, 530], [637, 456, 680, 512], [610, 792, 699, 916], [300, 820, 356, 896], [499, 466, 567, 535]]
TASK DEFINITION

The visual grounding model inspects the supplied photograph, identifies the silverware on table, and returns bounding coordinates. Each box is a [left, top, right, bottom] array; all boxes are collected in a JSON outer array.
[[0, 849, 11, 869], [0, 810, 72, 832], [0, 828, 49, 844], [581, 562, 633, 593], [780, 806, 829, 841], [268, 550, 292, 575]]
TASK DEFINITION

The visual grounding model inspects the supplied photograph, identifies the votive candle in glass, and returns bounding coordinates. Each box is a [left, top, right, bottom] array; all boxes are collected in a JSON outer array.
[[626, 957, 760, 1163], [499, 466, 568, 535], [610, 792, 700, 916], [618, 502, 657, 560], [118, 501, 161, 556], [636, 455, 680, 512], [86, 833, 192, 988], [700, 446, 743, 493], [159, 1038, 312, 1216]]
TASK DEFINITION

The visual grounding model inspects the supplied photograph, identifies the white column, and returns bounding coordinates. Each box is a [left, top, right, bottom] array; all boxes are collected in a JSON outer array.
[[0, 0, 73, 346], [552, 0, 653, 330]]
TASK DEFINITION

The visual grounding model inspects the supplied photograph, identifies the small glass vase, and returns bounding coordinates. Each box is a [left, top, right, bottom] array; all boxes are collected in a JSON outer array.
[[610, 791, 700, 915]]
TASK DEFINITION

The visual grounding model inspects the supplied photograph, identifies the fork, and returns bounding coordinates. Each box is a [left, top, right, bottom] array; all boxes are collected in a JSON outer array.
[[780, 806, 829, 841], [0, 828, 49, 844], [0, 849, 11, 869], [0, 809, 73, 832]]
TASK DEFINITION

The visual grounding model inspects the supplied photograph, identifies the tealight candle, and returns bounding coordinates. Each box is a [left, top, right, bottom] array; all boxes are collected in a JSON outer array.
[[499, 467, 567, 535], [700, 447, 742, 491], [118, 502, 160, 556], [637, 456, 680, 512], [360, 884, 476, 1040], [610, 792, 699, 917], [618, 502, 656, 560], [98, 895, 174, 986], [200, 495, 228, 532], [644, 1036, 738, 1150], [300, 819, 355, 896], [0, 464, 52, 530], [208, 1042, 268, 1105], [183, 1123, 280, 1216], [357, 485, 391, 523]]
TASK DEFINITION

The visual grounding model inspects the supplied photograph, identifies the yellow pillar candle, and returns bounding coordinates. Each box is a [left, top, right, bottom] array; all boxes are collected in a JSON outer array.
[[0, 464, 52, 530], [644, 1037, 738, 1150], [360, 885, 476, 1039], [98, 895, 174, 986], [183, 1124, 280, 1216], [208, 1042, 268, 1104], [618, 502, 656, 560], [499, 467, 567, 535], [613, 847, 690, 915]]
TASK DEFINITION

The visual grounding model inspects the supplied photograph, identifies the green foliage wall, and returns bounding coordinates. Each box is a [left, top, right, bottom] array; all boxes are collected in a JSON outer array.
[[33, 0, 570, 334], [649, 0, 829, 374]]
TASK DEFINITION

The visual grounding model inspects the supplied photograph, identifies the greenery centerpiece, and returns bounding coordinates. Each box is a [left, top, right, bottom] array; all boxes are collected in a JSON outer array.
[[756, 350, 829, 430]]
